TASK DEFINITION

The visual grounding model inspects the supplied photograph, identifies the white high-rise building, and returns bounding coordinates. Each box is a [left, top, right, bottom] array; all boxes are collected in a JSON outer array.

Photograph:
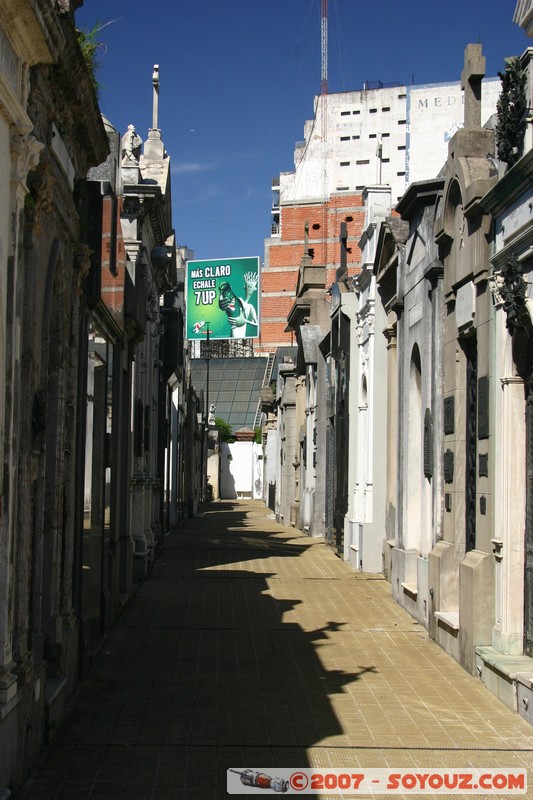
[[262, 77, 502, 353], [275, 77, 501, 212]]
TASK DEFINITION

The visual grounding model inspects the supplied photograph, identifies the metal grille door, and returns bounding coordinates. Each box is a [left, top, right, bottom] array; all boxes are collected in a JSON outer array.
[[525, 383, 533, 656], [464, 339, 477, 553]]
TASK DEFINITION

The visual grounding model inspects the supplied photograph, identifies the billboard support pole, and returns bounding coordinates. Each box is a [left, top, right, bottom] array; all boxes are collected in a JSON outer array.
[[205, 324, 210, 424]]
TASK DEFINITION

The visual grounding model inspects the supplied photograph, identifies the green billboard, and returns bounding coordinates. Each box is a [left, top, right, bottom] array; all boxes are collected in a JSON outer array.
[[185, 256, 260, 341]]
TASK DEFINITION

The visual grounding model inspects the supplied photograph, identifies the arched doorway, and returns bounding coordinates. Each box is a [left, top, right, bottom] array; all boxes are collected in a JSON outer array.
[[406, 345, 422, 551]]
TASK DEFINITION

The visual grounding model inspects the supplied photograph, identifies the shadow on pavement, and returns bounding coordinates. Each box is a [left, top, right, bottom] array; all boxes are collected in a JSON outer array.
[[17, 501, 377, 799]]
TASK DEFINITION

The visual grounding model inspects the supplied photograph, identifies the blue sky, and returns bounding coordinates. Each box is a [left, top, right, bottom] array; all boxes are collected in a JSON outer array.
[[76, 1, 529, 262]]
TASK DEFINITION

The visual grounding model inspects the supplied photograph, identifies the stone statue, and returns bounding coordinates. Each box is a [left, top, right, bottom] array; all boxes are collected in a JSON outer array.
[[121, 124, 142, 165]]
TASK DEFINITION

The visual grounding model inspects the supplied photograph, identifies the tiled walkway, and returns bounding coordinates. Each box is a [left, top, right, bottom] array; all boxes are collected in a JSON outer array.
[[18, 501, 533, 799]]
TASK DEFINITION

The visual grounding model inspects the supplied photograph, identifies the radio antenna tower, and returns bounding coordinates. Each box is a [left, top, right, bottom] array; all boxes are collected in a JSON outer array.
[[320, 0, 329, 267], [321, 0, 328, 95]]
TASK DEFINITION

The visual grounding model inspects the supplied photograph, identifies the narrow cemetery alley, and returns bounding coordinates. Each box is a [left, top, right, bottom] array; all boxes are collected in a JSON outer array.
[[18, 501, 533, 799]]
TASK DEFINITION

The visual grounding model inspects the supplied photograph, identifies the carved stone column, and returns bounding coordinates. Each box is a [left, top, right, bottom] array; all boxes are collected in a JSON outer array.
[[492, 375, 526, 653], [0, 129, 45, 705], [383, 323, 398, 544], [489, 265, 528, 653]]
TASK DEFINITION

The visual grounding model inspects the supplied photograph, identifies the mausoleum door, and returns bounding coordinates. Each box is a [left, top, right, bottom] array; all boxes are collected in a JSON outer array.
[[462, 336, 477, 553], [82, 324, 115, 657], [325, 418, 335, 547], [334, 357, 349, 555]]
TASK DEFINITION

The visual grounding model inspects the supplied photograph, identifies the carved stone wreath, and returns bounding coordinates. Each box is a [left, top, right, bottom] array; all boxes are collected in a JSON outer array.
[[499, 253, 527, 332], [495, 56, 527, 168]]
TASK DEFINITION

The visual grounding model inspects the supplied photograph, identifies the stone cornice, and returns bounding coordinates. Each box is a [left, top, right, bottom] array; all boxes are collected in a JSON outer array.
[[353, 265, 372, 293], [479, 148, 533, 216], [285, 299, 311, 333], [395, 177, 444, 220], [0, 0, 53, 67], [423, 259, 444, 285]]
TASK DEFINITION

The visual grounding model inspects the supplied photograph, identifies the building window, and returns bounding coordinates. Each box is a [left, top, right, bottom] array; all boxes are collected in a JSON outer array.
[[341, 111, 350, 116], [356, 159, 370, 165], [369, 108, 377, 113], [382, 106, 391, 112], [353, 109, 360, 115], [340, 136, 350, 141], [340, 161, 350, 166], [398, 93, 406, 99], [398, 119, 406, 125], [369, 133, 377, 138], [397, 171, 406, 176], [382, 158, 390, 163], [397, 145, 406, 150], [352, 135, 360, 140], [382, 132, 390, 138], [336, 186, 350, 191]]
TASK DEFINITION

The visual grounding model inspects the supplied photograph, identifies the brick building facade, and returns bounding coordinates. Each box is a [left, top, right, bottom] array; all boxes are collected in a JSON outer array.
[[260, 193, 364, 351]]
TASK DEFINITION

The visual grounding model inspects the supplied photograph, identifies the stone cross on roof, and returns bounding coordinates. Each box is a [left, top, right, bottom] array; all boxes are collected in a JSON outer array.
[[152, 64, 160, 131], [461, 43, 486, 129]]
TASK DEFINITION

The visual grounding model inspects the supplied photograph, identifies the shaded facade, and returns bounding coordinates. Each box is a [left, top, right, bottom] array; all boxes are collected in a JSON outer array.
[[0, 0, 109, 789], [0, 7, 202, 792]]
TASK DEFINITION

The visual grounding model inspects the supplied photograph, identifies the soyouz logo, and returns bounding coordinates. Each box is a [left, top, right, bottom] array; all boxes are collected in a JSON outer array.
[[227, 768, 528, 794], [228, 770, 288, 792]]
